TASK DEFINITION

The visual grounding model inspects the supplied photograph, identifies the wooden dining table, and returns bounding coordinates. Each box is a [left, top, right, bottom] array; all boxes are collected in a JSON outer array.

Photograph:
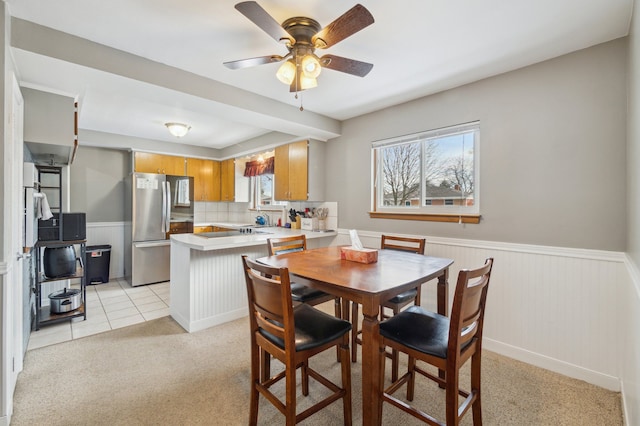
[[257, 245, 454, 425]]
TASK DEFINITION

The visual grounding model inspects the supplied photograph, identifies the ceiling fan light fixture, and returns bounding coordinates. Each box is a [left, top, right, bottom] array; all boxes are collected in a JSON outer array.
[[299, 75, 317, 91], [165, 122, 191, 138], [276, 60, 296, 85], [301, 54, 321, 79]]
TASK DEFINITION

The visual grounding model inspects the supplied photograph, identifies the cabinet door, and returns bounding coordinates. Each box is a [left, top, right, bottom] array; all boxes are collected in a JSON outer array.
[[211, 160, 221, 201], [135, 152, 185, 175], [186, 158, 206, 201], [274, 141, 308, 200], [274, 144, 290, 200], [220, 159, 235, 201], [134, 152, 162, 173], [162, 155, 186, 176], [187, 158, 221, 201], [287, 140, 308, 200]]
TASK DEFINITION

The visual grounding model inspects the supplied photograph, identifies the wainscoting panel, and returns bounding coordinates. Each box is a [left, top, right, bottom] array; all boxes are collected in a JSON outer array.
[[335, 230, 625, 391]]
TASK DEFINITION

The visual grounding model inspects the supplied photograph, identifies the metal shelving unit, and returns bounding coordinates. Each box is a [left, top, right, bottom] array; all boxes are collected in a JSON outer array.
[[33, 239, 87, 330]]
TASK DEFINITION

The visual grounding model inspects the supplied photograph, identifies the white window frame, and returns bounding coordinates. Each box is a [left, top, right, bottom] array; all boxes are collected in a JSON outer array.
[[372, 121, 480, 216]]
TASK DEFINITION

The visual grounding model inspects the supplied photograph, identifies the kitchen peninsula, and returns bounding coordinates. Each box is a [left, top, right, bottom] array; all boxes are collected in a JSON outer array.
[[169, 228, 337, 332]]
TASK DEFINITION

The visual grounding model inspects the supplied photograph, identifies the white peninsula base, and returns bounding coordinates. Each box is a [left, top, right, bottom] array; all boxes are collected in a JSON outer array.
[[170, 229, 336, 332]]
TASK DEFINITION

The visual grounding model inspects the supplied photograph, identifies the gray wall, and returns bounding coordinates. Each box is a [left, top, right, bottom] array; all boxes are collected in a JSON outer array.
[[326, 38, 628, 252], [69, 146, 128, 222]]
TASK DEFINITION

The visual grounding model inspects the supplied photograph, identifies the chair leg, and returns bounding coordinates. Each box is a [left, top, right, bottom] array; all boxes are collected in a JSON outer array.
[[285, 362, 297, 426], [260, 348, 271, 382], [351, 302, 359, 363], [340, 337, 353, 426], [390, 306, 400, 382], [406, 356, 416, 401], [471, 352, 483, 425], [250, 345, 260, 426], [445, 368, 460, 426], [301, 360, 309, 396], [335, 297, 342, 362]]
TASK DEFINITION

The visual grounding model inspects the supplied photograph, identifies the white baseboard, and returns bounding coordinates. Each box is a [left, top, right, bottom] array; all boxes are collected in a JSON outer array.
[[483, 338, 620, 391]]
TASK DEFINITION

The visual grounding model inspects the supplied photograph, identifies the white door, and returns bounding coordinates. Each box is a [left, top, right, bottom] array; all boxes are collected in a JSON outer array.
[[2, 74, 24, 421]]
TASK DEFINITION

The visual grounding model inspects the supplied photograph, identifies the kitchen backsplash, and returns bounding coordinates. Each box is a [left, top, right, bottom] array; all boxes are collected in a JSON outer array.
[[194, 201, 338, 230]]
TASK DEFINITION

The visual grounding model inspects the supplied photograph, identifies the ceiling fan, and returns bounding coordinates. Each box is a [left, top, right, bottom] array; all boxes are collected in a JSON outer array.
[[223, 2, 374, 94]]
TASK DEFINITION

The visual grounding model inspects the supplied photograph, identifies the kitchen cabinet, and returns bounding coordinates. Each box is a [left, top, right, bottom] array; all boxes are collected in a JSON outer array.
[[274, 140, 310, 200], [134, 152, 186, 175], [33, 239, 86, 330], [186, 158, 221, 201], [220, 158, 236, 202], [274, 140, 325, 201]]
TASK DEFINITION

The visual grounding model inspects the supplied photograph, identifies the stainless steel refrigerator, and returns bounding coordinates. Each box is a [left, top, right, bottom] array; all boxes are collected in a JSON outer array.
[[124, 173, 194, 286]]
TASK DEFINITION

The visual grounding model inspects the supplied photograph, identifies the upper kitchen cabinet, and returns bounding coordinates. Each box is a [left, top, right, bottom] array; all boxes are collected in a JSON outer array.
[[274, 140, 325, 201], [134, 152, 186, 175], [220, 158, 250, 202], [186, 158, 221, 201], [23, 88, 77, 165]]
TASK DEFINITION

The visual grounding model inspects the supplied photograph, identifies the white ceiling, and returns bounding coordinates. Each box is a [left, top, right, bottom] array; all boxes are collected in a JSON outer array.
[[7, 0, 634, 150]]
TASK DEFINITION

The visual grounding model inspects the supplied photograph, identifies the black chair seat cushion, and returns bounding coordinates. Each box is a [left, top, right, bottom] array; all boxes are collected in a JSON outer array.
[[386, 288, 418, 305], [379, 305, 450, 359], [260, 304, 352, 352], [290, 282, 331, 303]]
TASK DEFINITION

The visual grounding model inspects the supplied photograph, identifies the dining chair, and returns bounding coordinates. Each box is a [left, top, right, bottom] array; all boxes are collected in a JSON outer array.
[[241, 255, 353, 425], [378, 258, 494, 425], [268, 235, 342, 317], [351, 235, 426, 382]]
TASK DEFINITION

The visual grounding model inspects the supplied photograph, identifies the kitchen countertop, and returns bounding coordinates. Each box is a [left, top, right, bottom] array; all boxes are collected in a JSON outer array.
[[171, 227, 337, 251]]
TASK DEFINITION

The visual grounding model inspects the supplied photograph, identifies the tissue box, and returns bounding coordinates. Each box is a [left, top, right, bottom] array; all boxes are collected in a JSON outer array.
[[340, 247, 378, 264], [301, 218, 313, 230]]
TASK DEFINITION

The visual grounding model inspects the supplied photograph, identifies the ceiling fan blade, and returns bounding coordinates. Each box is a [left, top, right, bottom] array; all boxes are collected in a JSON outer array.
[[223, 55, 284, 70], [312, 4, 374, 49], [234, 1, 295, 45], [320, 54, 373, 77]]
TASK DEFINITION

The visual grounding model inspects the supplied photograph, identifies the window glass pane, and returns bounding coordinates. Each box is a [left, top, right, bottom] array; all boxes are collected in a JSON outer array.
[[374, 121, 478, 214], [259, 174, 273, 205], [380, 142, 421, 206], [424, 131, 475, 207]]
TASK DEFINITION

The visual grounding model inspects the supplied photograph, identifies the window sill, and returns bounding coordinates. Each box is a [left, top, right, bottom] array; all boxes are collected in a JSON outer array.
[[368, 211, 481, 224]]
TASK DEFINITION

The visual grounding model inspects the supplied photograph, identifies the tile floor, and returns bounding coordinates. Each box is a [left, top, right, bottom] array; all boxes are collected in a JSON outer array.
[[27, 279, 170, 351]]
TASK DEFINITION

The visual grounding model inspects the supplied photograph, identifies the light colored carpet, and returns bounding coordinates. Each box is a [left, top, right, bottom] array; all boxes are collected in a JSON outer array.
[[11, 315, 623, 425]]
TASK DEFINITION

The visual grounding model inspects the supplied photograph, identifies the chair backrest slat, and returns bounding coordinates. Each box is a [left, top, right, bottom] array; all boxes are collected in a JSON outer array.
[[268, 235, 307, 256], [449, 258, 494, 354], [381, 235, 426, 255]]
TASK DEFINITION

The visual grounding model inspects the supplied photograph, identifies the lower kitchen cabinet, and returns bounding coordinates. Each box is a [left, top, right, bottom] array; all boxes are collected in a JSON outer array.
[[33, 239, 87, 330]]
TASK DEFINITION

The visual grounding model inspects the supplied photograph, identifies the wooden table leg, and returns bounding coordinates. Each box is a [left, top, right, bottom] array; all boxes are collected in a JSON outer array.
[[361, 302, 382, 426]]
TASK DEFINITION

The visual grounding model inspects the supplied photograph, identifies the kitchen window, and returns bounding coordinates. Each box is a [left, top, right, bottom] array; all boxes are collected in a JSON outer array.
[[370, 121, 481, 223]]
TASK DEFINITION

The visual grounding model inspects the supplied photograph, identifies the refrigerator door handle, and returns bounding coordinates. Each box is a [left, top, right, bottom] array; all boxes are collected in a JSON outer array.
[[165, 181, 171, 232], [161, 181, 167, 233]]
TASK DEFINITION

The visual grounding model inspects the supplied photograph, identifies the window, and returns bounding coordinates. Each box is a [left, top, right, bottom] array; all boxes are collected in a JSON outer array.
[[252, 174, 286, 207], [372, 122, 480, 222]]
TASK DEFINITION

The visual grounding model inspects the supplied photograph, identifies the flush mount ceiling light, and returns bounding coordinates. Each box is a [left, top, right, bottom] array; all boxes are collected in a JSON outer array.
[[224, 2, 374, 109], [165, 122, 191, 138]]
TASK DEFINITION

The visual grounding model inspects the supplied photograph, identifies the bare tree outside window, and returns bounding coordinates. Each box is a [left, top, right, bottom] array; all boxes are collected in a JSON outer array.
[[375, 122, 479, 213], [381, 142, 420, 205]]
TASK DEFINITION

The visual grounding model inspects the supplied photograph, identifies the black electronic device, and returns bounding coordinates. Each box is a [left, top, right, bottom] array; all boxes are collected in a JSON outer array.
[[62, 212, 86, 241]]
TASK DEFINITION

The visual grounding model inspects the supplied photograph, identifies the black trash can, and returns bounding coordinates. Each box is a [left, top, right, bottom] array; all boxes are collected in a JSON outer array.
[[86, 245, 111, 284]]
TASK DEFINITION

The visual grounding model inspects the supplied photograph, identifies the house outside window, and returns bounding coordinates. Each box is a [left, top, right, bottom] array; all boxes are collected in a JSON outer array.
[[372, 121, 480, 218]]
